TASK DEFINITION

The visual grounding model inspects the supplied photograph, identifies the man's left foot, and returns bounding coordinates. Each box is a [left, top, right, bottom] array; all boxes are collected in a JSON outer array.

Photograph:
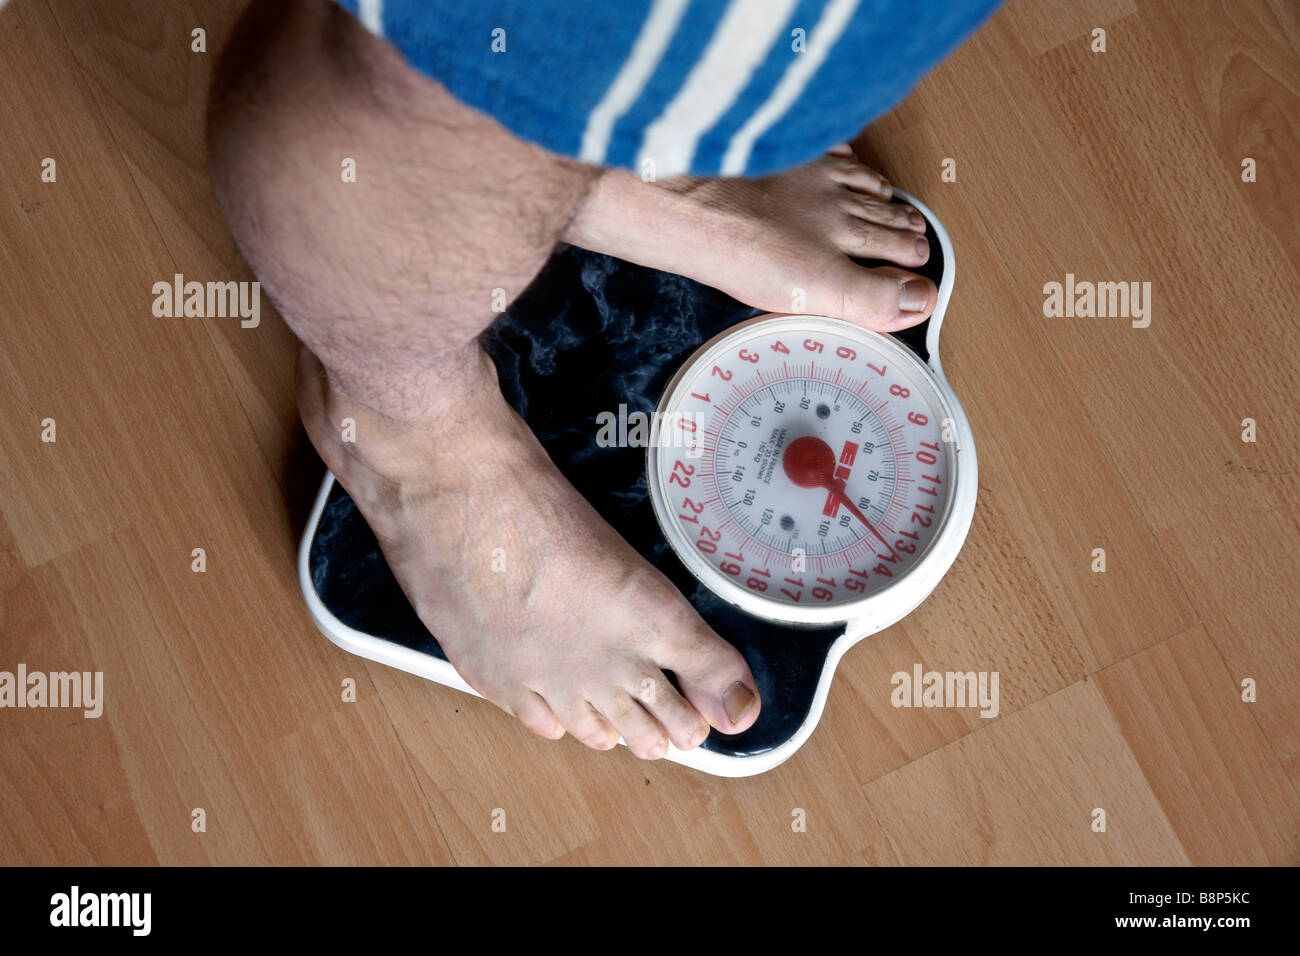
[[564, 145, 938, 332]]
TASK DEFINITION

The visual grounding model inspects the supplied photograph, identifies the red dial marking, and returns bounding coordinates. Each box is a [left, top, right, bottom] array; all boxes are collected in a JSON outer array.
[[781, 435, 898, 557]]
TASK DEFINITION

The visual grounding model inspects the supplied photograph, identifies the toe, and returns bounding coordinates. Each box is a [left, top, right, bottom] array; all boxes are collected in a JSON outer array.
[[513, 691, 565, 740], [629, 670, 709, 750], [835, 217, 931, 268], [650, 617, 761, 735], [827, 158, 892, 200], [842, 195, 927, 234], [593, 692, 669, 760], [555, 699, 620, 751], [821, 261, 938, 331]]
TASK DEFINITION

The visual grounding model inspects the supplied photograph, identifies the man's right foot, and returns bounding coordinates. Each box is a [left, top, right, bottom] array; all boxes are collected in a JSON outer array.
[[564, 144, 939, 332], [297, 345, 762, 759]]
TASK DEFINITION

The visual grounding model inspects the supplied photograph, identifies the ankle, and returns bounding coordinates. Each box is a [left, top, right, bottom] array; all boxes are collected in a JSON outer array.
[[561, 168, 743, 273], [298, 342, 508, 484]]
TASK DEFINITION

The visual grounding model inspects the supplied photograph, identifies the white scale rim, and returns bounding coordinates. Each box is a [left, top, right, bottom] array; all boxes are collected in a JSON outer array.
[[297, 190, 977, 777]]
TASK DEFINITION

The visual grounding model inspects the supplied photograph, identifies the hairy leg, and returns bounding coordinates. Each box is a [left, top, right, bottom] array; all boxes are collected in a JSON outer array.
[[207, 0, 596, 420], [207, 0, 760, 757]]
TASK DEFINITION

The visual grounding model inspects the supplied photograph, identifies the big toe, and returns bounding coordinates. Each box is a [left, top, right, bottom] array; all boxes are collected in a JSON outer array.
[[819, 261, 938, 332], [654, 618, 761, 735]]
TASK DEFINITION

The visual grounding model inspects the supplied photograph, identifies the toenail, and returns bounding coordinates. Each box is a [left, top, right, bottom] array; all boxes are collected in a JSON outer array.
[[689, 724, 709, 748], [908, 209, 924, 228], [900, 279, 930, 313], [723, 682, 755, 724], [914, 237, 929, 258], [878, 177, 892, 198]]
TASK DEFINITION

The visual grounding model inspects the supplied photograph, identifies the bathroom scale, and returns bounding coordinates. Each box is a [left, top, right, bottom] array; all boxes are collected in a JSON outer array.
[[299, 190, 977, 777]]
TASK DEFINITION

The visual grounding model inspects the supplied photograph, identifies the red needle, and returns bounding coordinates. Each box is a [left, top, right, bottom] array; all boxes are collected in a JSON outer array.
[[781, 435, 897, 556]]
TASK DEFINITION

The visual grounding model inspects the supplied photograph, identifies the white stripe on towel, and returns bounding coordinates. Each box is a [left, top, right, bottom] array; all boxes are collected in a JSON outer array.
[[579, 0, 691, 165], [637, 0, 799, 177], [358, 0, 384, 37], [721, 0, 860, 175]]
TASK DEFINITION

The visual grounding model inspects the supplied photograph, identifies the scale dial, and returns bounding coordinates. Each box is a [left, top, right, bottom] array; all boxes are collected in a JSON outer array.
[[647, 314, 967, 628]]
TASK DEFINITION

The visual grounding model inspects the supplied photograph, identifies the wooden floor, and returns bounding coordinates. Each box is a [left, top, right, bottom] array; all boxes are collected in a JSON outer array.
[[1, 0, 1296, 865]]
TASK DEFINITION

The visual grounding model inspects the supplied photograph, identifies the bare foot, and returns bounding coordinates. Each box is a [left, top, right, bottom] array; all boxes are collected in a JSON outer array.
[[564, 144, 937, 331], [297, 344, 761, 758]]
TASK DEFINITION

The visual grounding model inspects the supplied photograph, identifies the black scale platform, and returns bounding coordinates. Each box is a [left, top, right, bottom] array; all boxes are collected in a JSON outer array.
[[308, 200, 946, 759]]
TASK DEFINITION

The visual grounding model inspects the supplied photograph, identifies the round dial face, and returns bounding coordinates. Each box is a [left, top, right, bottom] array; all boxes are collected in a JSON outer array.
[[648, 315, 960, 626]]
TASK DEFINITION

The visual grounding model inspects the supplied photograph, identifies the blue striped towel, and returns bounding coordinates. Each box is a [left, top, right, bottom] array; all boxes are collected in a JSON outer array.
[[333, 0, 1000, 178]]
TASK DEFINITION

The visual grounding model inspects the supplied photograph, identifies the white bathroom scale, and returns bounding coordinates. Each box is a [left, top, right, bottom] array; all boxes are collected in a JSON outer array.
[[299, 190, 977, 777]]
